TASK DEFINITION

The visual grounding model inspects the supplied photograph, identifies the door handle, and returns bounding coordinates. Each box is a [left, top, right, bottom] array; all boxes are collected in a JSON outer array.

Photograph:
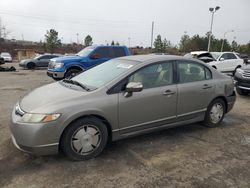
[[163, 90, 176, 96], [202, 84, 212, 89]]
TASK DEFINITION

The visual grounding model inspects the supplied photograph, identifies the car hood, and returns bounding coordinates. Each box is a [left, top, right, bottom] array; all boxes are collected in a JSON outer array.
[[20, 82, 89, 113], [53, 55, 86, 63], [240, 64, 250, 70], [20, 59, 32, 63]]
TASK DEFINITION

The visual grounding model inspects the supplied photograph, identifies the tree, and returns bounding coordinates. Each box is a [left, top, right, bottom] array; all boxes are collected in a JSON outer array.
[[179, 33, 190, 52], [231, 40, 239, 52], [153, 35, 163, 52], [111, 40, 115, 45], [84, 35, 93, 46], [162, 39, 171, 52], [115, 41, 120, 46], [44, 29, 61, 53]]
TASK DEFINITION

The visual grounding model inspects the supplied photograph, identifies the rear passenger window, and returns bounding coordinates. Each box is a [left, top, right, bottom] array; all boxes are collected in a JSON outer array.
[[111, 47, 126, 58], [220, 53, 237, 60], [178, 61, 207, 83], [94, 47, 111, 58]]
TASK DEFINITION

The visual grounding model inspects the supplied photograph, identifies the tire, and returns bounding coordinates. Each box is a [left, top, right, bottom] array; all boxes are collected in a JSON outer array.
[[60, 117, 108, 161], [65, 69, 81, 79], [236, 87, 249, 96], [203, 99, 226, 127], [27, 62, 36, 69], [233, 66, 241, 76]]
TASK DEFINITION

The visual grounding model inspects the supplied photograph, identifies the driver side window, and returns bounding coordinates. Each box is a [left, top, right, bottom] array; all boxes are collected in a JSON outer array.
[[129, 62, 173, 89]]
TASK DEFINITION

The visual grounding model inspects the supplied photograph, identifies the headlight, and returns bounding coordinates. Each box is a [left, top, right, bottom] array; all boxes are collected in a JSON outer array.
[[54, 62, 64, 68], [19, 113, 61, 123]]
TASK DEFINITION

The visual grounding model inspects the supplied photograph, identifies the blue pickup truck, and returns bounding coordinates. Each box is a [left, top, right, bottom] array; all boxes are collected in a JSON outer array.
[[47, 45, 130, 80]]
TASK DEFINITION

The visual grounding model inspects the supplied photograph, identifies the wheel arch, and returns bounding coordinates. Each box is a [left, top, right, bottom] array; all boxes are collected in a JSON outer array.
[[59, 114, 113, 148], [66, 65, 84, 72], [210, 96, 228, 113]]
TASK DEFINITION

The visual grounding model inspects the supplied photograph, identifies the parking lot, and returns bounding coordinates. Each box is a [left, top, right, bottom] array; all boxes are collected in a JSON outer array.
[[0, 62, 250, 188]]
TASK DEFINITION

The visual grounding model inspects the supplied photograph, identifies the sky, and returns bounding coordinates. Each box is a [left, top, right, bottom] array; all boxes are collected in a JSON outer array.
[[0, 0, 249, 47]]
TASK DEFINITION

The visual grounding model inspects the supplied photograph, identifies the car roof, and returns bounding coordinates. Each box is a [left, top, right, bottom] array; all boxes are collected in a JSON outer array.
[[118, 54, 188, 63]]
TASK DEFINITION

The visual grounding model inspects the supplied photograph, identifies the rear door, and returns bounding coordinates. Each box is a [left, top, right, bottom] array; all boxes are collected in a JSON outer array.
[[176, 60, 215, 121], [110, 47, 126, 58], [118, 61, 177, 134]]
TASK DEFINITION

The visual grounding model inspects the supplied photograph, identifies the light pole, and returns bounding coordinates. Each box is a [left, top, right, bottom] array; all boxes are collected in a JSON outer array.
[[221, 30, 234, 52], [76, 33, 79, 45], [128, 37, 131, 48], [207, 6, 220, 52]]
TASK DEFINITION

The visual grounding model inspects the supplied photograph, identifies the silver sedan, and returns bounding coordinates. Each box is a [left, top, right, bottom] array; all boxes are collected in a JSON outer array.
[[10, 55, 236, 160]]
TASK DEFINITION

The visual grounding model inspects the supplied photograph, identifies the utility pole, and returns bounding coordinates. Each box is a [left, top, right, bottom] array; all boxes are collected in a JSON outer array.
[[221, 30, 234, 52], [76, 33, 79, 44], [128, 37, 131, 48], [151, 21, 154, 48], [207, 6, 220, 52]]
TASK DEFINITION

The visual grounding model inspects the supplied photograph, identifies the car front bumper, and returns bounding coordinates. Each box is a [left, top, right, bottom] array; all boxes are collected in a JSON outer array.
[[10, 108, 59, 155], [47, 70, 65, 79]]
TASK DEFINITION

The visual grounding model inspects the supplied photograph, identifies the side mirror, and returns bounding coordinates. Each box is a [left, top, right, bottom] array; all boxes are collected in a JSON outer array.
[[219, 57, 225, 61], [124, 82, 143, 97], [90, 54, 101, 59]]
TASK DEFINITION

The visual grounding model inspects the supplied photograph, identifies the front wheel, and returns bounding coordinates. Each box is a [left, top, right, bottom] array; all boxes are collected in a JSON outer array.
[[27, 62, 36, 69], [203, 99, 226, 127], [60, 117, 108, 161], [65, 69, 82, 79]]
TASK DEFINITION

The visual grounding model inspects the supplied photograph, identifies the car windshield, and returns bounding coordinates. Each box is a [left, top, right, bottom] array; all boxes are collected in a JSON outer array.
[[210, 52, 222, 60], [34, 55, 43, 59], [72, 59, 137, 89], [1, 53, 10, 57], [77, 46, 95, 57]]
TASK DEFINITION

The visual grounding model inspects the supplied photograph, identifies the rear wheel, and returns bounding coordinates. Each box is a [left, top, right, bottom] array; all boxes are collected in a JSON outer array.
[[203, 99, 226, 127], [60, 117, 108, 161], [27, 62, 35, 69], [236, 87, 249, 95]]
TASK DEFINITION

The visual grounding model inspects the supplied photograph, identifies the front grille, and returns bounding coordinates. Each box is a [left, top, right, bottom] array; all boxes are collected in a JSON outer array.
[[242, 70, 250, 78]]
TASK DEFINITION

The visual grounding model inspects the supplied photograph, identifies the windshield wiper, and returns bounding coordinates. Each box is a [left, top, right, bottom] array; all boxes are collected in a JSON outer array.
[[62, 79, 90, 91]]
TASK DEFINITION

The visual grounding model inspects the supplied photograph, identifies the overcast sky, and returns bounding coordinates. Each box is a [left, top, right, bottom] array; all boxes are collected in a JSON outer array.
[[0, 0, 249, 47]]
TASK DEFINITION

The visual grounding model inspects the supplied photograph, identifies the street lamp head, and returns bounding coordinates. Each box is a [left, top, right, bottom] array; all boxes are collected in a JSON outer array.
[[215, 6, 220, 11], [209, 7, 214, 12]]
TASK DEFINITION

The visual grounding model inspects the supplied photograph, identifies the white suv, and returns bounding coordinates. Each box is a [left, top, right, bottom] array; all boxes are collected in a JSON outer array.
[[0, 52, 12, 62], [208, 52, 244, 73]]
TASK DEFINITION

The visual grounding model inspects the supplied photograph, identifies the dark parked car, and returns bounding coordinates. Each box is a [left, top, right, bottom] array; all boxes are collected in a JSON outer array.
[[234, 64, 250, 95], [19, 54, 61, 69]]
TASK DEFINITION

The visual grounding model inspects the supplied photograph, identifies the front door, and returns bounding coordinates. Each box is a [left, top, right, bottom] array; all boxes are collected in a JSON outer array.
[[86, 47, 112, 68], [118, 61, 177, 134]]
